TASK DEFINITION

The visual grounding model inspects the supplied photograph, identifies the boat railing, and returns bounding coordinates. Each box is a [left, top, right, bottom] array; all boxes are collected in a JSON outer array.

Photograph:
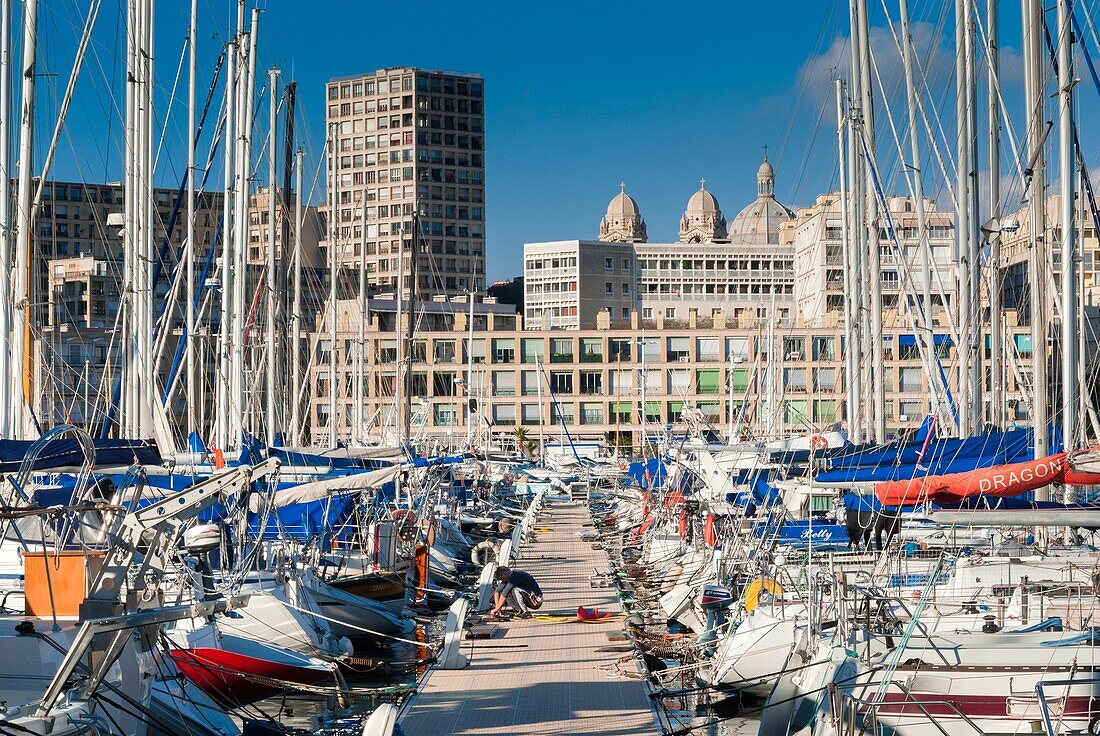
[[1034, 675, 1100, 736], [840, 680, 987, 736]]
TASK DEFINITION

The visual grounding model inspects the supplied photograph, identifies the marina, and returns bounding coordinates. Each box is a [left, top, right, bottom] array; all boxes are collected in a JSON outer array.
[[5, 0, 1100, 735], [399, 502, 656, 736]]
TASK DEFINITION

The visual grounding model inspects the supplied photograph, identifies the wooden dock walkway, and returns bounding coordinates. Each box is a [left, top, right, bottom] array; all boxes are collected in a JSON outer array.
[[399, 500, 658, 735]]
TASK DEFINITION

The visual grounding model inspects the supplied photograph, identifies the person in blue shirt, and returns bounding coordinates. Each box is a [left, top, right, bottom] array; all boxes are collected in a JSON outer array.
[[489, 566, 543, 619]]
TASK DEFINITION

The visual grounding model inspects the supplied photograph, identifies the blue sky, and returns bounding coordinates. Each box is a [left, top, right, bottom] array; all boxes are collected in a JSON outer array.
[[34, 0, 1084, 282]]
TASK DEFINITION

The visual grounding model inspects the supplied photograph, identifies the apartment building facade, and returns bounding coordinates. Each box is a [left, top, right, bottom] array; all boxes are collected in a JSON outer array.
[[305, 299, 1039, 451], [324, 67, 486, 299]]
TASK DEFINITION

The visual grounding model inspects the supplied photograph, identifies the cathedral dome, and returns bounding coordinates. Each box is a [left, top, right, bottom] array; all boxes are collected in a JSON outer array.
[[728, 154, 793, 244], [606, 185, 641, 219], [599, 183, 647, 243], [686, 183, 721, 215], [679, 179, 728, 243]]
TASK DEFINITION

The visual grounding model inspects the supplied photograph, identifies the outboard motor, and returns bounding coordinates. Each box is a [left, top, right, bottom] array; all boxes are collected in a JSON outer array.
[[698, 583, 734, 654], [182, 523, 222, 601]]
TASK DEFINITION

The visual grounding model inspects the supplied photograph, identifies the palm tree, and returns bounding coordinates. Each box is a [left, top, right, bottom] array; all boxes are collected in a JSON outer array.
[[512, 426, 531, 458]]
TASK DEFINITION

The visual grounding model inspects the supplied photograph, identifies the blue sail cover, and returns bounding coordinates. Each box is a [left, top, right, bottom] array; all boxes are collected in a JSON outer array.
[[816, 428, 1045, 484], [726, 471, 782, 506], [247, 490, 360, 542], [628, 458, 668, 489], [0, 438, 162, 473], [267, 446, 396, 470]]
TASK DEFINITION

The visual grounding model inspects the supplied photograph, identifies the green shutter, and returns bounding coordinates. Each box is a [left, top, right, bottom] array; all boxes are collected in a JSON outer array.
[[697, 369, 720, 394], [814, 400, 837, 422], [784, 400, 808, 424], [730, 368, 750, 392]]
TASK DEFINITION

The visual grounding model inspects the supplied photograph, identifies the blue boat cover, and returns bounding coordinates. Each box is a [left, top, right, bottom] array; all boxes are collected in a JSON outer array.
[[0, 438, 162, 473], [628, 457, 667, 489]]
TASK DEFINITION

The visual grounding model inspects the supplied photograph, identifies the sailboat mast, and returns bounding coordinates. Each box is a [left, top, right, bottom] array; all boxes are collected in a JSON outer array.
[[1056, 0, 1077, 452], [394, 219, 407, 446], [10, 0, 36, 439], [265, 66, 280, 444], [404, 213, 418, 444], [354, 196, 367, 443], [855, 0, 884, 442], [465, 291, 475, 447], [899, 0, 942, 428], [185, 0, 198, 441], [231, 8, 257, 444], [965, 0, 983, 431], [835, 78, 857, 445], [327, 122, 338, 448], [290, 148, 303, 445], [216, 36, 237, 451], [844, 5, 865, 444], [0, 0, 12, 438], [956, 0, 975, 436], [988, 0, 1004, 429], [1023, 0, 1049, 462]]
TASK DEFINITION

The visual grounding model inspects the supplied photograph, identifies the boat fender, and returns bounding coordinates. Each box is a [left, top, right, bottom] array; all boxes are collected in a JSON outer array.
[[439, 598, 471, 669], [471, 540, 498, 566], [338, 636, 354, 656], [360, 703, 399, 736], [476, 562, 498, 612]]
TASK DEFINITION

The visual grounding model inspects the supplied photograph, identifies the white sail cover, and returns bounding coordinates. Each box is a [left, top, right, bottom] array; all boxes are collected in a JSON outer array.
[[249, 466, 400, 511]]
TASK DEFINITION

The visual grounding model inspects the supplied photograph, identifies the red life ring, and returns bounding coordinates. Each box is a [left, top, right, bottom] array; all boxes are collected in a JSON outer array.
[[810, 435, 828, 452]]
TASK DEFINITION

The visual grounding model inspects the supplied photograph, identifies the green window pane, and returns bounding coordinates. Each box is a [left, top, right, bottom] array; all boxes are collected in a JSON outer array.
[[729, 368, 750, 392], [697, 369, 720, 394], [784, 400, 807, 424]]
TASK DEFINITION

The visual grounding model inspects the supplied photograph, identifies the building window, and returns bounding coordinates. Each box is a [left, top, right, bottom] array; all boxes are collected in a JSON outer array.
[[434, 339, 456, 364], [433, 372, 456, 396], [550, 371, 573, 394], [609, 338, 631, 361], [664, 308, 676, 319], [492, 338, 515, 364], [605, 282, 613, 295], [580, 402, 604, 425], [667, 336, 690, 361], [521, 404, 541, 426], [811, 336, 835, 361], [814, 368, 837, 391], [697, 337, 720, 361], [579, 337, 603, 363], [549, 338, 573, 363], [697, 369, 721, 395], [492, 371, 516, 396], [493, 404, 516, 425], [521, 338, 545, 364], [580, 371, 603, 395], [604, 257, 613, 271], [434, 403, 458, 426]]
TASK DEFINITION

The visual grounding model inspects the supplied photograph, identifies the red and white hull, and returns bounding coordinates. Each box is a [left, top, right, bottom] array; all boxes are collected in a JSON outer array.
[[168, 633, 335, 708]]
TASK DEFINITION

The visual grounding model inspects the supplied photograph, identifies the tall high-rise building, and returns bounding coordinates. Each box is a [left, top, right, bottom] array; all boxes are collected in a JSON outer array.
[[324, 67, 486, 298]]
